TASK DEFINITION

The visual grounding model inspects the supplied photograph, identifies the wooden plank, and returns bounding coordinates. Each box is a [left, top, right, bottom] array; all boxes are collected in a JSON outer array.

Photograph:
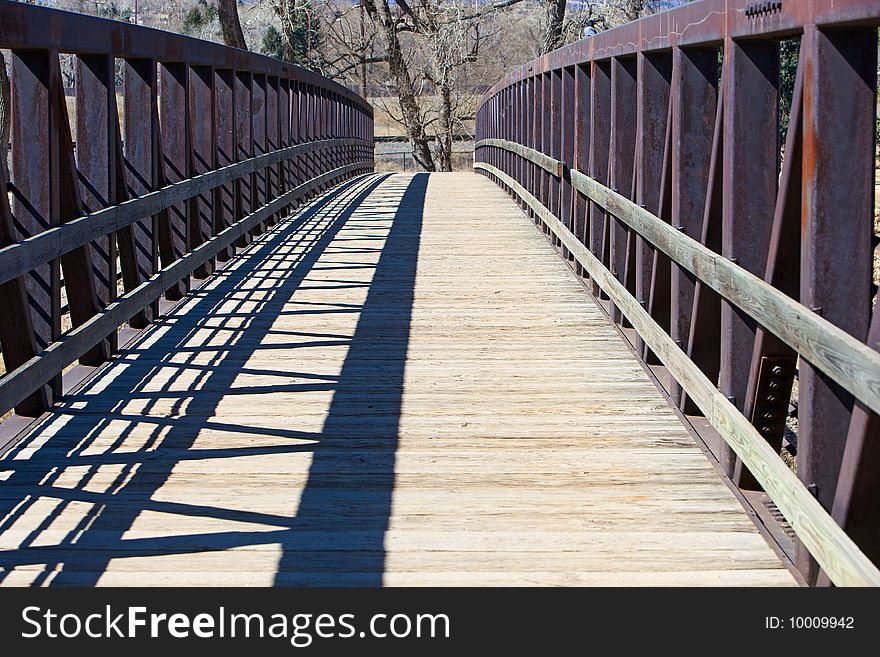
[[0, 171, 791, 587], [476, 161, 880, 587]]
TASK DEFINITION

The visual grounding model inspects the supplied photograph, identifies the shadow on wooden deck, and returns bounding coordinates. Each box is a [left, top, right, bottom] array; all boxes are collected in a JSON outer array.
[[0, 172, 429, 586]]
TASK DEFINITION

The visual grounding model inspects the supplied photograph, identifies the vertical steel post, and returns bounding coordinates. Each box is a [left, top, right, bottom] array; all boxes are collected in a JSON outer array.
[[798, 26, 876, 584]]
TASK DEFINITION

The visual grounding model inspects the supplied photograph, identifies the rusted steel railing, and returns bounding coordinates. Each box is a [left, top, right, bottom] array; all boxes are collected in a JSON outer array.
[[0, 2, 373, 422], [475, 0, 880, 586]]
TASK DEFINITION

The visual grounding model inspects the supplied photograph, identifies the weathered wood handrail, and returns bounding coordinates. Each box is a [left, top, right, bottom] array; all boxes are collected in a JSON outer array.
[[478, 138, 880, 422], [0, 164, 372, 416], [0, 1, 374, 419], [476, 139, 562, 177], [476, 160, 880, 588], [475, 0, 880, 586]]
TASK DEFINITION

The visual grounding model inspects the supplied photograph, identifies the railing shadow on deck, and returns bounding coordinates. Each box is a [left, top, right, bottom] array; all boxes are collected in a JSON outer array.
[[0, 172, 429, 586]]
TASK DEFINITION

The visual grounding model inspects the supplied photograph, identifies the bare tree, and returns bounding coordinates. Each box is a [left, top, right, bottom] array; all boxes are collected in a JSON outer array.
[[540, 0, 566, 54], [319, 2, 385, 96], [363, 0, 436, 169], [271, 0, 300, 63], [218, 0, 248, 49], [620, 0, 646, 20], [604, 0, 689, 23], [355, 0, 527, 171]]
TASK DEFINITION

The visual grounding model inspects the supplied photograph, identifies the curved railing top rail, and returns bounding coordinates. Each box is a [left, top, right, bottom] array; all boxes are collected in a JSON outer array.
[[480, 0, 878, 105], [0, 0, 370, 112]]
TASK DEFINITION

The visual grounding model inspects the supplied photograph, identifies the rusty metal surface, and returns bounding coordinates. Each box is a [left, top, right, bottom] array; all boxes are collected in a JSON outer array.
[[481, 0, 879, 100], [214, 69, 236, 262], [190, 65, 216, 275], [609, 56, 637, 324], [634, 52, 671, 357], [74, 54, 117, 332], [0, 1, 374, 427], [159, 61, 190, 294], [475, 0, 880, 585], [671, 47, 718, 407], [797, 26, 876, 584]]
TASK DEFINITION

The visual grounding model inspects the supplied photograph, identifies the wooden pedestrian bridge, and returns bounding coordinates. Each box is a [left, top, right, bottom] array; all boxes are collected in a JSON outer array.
[[0, 0, 878, 587]]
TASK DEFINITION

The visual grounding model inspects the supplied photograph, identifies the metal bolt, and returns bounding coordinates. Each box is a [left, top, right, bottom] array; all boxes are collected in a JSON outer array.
[[771, 365, 784, 376], [769, 381, 780, 390], [761, 426, 773, 435], [763, 412, 776, 422], [766, 394, 779, 404]]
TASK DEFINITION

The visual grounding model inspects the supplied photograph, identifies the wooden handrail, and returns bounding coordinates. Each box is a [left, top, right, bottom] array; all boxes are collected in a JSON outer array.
[[0, 138, 372, 287], [475, 160, 880, 587], [0, 0, 375, 419], [477, 138, 880, 422], [0, 166, 376, 417]]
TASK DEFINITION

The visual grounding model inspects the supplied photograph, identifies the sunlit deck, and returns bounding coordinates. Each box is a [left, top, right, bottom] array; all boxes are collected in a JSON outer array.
[[0, 173, 794, 586]]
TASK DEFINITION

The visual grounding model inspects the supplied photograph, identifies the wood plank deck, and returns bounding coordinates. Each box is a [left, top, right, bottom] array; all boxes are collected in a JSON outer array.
[[0, 172, 796, 586]]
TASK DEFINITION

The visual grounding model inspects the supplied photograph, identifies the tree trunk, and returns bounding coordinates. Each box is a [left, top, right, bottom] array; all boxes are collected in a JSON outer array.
[[541, 0, 566, 55], [437, 82, 453, 171], [623, 0, 647, 21], [218, 0, 248, 50], [366, 0, 435, 171], [276, 0, 297, 63], [0, 51, 9, 184]]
